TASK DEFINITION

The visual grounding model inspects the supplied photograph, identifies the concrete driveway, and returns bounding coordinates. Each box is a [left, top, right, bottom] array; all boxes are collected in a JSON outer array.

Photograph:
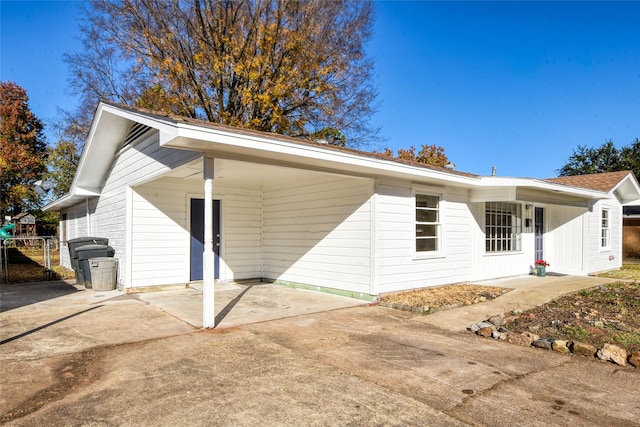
[[1, 277, 639, 426]]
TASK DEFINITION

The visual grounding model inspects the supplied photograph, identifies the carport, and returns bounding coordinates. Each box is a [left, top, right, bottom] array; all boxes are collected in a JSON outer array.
[[128, 156, 374, 327]]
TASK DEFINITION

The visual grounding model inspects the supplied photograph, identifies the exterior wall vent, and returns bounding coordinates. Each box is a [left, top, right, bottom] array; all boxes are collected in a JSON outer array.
[[122, 123, 152, 148]]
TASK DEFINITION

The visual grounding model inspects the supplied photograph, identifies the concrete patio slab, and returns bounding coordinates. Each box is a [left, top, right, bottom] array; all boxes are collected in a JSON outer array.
[[133, 280, 367, 328]]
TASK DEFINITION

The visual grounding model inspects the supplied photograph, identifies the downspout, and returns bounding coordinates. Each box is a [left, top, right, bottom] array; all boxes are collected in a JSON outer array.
[[369, 182, 378, 297], [85, 198, 92, 235]]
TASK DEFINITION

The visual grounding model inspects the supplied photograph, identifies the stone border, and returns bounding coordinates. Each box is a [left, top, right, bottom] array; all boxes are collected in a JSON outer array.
[[379, 288, 507, 314], [468, 316, 640, 368], [379, 301, 465, 315]]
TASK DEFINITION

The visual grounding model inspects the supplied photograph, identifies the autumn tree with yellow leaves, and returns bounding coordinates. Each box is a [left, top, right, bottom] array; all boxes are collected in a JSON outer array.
[[65, 0, 377, 146], [379, 144, 453, 168], [0, 82, 48, 219]]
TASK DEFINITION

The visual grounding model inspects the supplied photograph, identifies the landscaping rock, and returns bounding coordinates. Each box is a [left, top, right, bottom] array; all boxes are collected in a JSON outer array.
[[532, 338, 555, 350], [551, 340, 570, 353], [569, 341, 597, 357], [597, 343, 627, 366], [628, 351, 640, 368], [469, 322, 494, 333], [487, 315, 505, 327], [468, 308, 637, 369], [477, 327, 493, 338], [506, 333, 534, 347]]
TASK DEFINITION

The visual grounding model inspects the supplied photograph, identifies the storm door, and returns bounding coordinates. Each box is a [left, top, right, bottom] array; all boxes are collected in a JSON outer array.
[[190, 198, 221, 281], [534, 207, 544, 261]]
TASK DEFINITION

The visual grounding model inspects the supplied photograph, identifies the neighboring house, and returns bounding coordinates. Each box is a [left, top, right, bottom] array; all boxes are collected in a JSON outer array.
[[623, 205, 640, 258], [45, 102, 640, 303]]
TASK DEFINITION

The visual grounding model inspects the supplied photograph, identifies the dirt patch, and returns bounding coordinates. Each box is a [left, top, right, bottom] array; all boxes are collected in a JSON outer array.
[[380, 284, 511, 313], [380, 278, 640, 356], [505, 281, 640, 354], [1, 348, 102, 423]]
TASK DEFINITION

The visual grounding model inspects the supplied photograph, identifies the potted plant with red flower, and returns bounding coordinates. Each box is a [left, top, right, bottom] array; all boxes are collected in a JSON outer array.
[[534, 260, 549, 277]]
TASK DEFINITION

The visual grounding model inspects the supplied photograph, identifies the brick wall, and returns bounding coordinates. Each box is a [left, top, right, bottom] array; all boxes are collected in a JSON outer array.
[[623, 218, 640, 258]]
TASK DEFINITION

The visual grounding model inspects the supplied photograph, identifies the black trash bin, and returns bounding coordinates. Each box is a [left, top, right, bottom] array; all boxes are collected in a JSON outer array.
[[68, 237, 109, 284], [76, 244, 115, 288]]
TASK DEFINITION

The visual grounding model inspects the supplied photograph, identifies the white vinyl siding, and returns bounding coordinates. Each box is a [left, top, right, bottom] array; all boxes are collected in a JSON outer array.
[[544, 205, 586, 275], [130, 179, 262, 287], [586, 201, 622, 273], [262, 176, 373, 295], [59, 131, 201, 286], [375, 180, 472, 294], [221, 188, 263, 280], [130, 182, 189, 285]]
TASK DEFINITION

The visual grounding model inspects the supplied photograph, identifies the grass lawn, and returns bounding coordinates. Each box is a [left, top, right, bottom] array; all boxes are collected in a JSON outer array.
[[597, 263, 640, 280], [1, 246, 75, 283]]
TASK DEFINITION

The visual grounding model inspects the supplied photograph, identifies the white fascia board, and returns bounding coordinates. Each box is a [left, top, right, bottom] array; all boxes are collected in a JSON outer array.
[[469, 187, 517, 203], [100, 103, 178, 135], [66, 102, 178, 205], [42, 189, 100, 211], [42, 194, 73, 211], [160, 123, 481, 186], [75, 187, 101, 196], [73, 106, 128, 190], [478, 177, 608, 199], [611, 175, 640, 204]]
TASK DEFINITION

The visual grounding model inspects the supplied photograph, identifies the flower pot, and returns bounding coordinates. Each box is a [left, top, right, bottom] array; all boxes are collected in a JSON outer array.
[[536, 265, 546, 277]]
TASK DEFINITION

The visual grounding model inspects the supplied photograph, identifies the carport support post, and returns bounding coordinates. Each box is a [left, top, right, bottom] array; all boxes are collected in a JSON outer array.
[[203, 155, 215, 328]]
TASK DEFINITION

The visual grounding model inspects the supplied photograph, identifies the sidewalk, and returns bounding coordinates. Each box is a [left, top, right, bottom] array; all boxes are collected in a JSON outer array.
[[414, 274, 621, 331]]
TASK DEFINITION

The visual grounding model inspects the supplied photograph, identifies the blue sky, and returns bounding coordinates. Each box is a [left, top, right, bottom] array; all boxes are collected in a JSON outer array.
[[1, 1, 639, 178]]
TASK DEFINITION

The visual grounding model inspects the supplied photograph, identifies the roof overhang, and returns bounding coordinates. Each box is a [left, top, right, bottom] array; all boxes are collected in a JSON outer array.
[[611, 174, 640, 205], [159, 124, 483, 187], [44, 102, 614, 211], [469, 177, 607, 207]]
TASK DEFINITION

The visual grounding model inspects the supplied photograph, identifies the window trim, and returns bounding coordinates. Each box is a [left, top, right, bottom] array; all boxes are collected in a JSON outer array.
[[600, 206, 611, 250], [484, 202, 522, 254], [412, 187, 444, 259]]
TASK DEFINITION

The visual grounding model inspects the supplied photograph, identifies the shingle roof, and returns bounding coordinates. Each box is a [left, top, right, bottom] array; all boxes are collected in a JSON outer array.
[[545, 171, 633, 192]]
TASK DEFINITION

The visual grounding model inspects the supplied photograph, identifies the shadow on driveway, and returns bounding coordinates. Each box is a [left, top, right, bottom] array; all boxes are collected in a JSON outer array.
[[0, 281, 80, 312]]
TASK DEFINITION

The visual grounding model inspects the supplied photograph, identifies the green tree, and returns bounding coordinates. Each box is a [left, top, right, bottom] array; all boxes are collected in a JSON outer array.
[[44, 140, 80, 198], [0, 81, 48, 219], [620, 138, 640, 178], [64, 0, 377, 147], [558, 139, 640, 178]]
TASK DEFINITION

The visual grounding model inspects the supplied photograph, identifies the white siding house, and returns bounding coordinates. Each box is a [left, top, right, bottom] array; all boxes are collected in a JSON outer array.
[[46, 103, 640, 307]]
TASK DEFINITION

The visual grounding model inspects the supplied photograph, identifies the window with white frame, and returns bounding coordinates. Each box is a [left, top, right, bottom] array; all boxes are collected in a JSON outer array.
[[485, 202, 522, 252], [415, 194, 440, 252], [601, 208, 610, 248], [61, 213, 67, 243]]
